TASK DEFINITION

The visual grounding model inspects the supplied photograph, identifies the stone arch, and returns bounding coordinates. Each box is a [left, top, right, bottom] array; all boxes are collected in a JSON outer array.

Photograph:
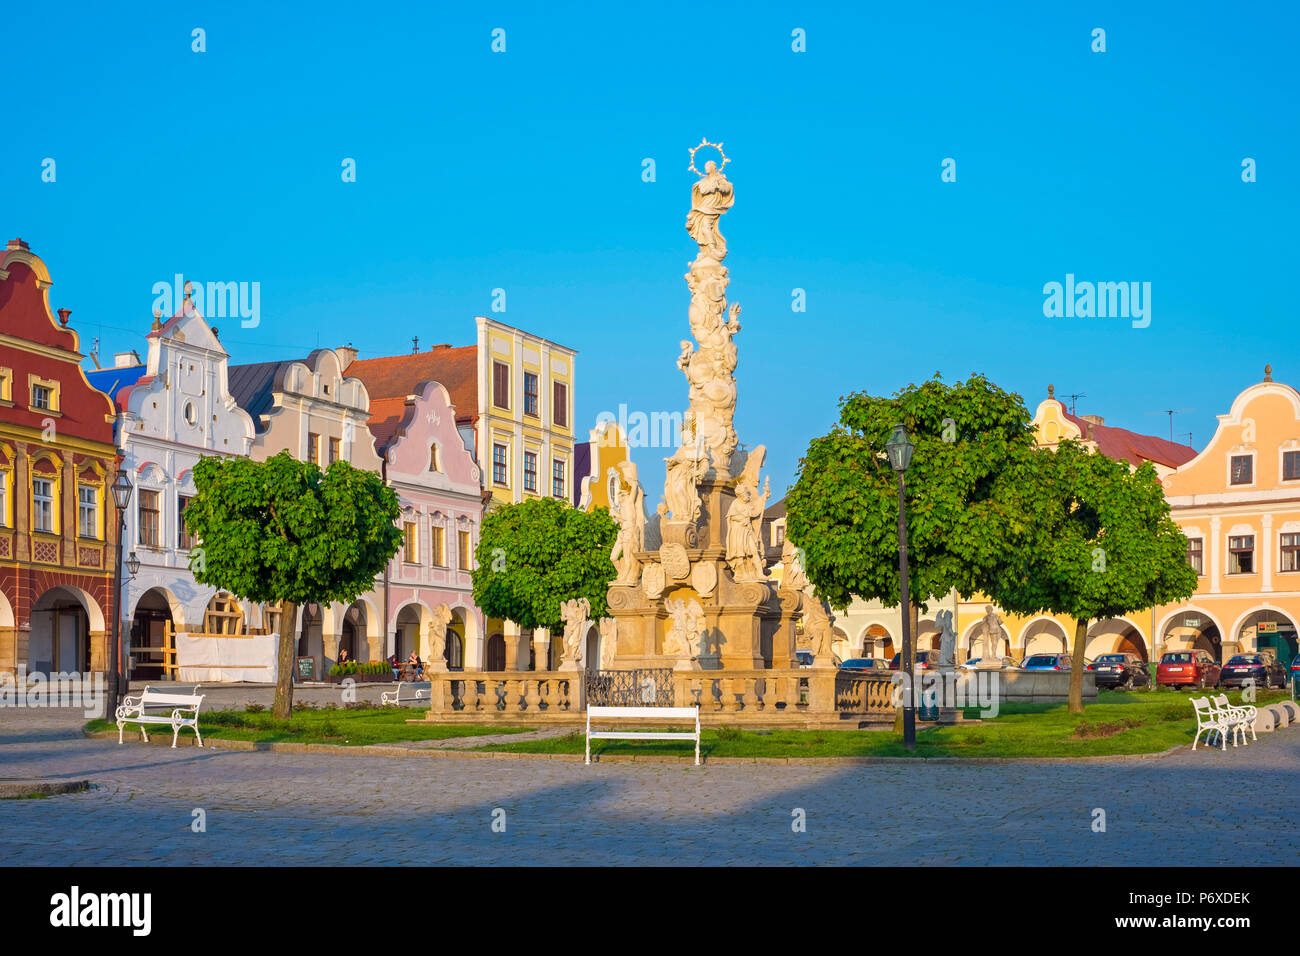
[[392, 599, 433, 662], [485, 632, 506, 671], [860, 623, 892, 659], [450, 604, 479, 669], [1228, 607, 1300, 661], [29, 585, 105, 675], [1085, 617, 1147, 661], [584, 622, 601, 672], [1019, 617, 1070, 657], [129, 586, 181, 681], [1156, 606, 1225, 660]]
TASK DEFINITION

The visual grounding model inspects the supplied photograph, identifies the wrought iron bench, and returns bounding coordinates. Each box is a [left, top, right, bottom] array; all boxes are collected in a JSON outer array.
[[585, 705, 700, 766], [116, 685, 205, 748]]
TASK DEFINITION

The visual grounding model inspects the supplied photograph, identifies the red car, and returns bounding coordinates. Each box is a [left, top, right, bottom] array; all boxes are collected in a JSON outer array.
[[1157, 650, 1221, 689]]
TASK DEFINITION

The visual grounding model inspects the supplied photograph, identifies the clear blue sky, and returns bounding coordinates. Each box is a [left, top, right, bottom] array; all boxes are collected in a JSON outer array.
[[4, 1, 1296, 496]]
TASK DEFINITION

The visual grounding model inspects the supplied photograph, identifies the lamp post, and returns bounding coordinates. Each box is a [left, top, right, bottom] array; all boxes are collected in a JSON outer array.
[[885, 423, 916, 750], [109, 469, 134, 716]]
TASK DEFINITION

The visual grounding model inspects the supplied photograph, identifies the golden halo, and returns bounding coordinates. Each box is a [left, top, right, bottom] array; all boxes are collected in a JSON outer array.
[[688, 138, 729, 177]]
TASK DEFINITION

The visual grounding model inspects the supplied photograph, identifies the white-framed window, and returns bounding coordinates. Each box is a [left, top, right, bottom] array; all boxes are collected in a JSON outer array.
[[523, 451, 538, 492], [1186, 537, 1203, 575], [458, 529, 472, 571], [492, 443, 508, 486], [1228, 535, 1255, 574], [1229, 454, 1254, 486], [431, 524, 446, 567], [32, 477, 54, 532], [403, 521, 419, 563], [138, 489, 161, 547], [78, 484, 98, 538], [552, 458, 566, 499]]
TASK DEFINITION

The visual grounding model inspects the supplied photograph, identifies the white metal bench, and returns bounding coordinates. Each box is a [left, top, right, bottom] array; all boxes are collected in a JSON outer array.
[[380, 681, 430, 707], [115, 685, 205, 748], [585, 705, 700, 766], [1211, 694, 1257, 746], [1190, 696, 1235, 751]]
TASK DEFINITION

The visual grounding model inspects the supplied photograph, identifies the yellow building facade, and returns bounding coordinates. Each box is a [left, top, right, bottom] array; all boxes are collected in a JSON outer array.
[[1150, 368, 1300, 665]]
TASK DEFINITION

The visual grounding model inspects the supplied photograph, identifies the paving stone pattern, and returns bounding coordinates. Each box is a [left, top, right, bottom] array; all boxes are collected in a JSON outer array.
[[2, 704, 1296, 865]]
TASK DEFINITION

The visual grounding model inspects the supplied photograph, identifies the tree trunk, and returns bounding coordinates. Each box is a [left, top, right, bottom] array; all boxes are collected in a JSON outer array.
[[272, 601, 297, 720], [1068, 617, 1089, 715]]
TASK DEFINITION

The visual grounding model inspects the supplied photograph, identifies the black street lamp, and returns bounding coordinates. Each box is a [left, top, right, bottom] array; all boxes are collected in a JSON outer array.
[[885, 423, 916, 750], [109, 469, 134, 716]]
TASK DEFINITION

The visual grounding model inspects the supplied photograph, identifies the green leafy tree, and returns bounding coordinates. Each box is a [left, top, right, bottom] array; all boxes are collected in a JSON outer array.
[[183, 452, 402, 718], [472, 497, 618, 633], [786, 373, 1037, 617], [992, 441, 1198, 713]]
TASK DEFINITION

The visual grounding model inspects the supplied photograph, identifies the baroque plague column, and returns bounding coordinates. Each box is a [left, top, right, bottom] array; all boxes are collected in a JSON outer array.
[[604, 144, 800, 672]]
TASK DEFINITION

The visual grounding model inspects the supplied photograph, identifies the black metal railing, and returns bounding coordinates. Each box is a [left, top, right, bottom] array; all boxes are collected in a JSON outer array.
[[585, 668, 676, 707]]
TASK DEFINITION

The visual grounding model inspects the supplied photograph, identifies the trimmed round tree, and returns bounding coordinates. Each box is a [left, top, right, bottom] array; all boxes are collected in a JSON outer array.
[[183, 451, 402, 718], [786, 373, 1038, 617], [471, 496, 617, 636], [992, 440, 1198, 713]]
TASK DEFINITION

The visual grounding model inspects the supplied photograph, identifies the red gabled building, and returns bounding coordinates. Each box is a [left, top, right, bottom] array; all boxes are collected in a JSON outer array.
[[0, 238, 121, 677]]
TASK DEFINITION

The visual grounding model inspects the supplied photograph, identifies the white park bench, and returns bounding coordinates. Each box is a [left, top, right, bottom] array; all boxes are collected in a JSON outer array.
[[380, 681, 430, 707], [1190, 697, 1230, 751], [585, 705, 700, 766], [115, 685, 205, 748], [1211, 694, 1258, 746]]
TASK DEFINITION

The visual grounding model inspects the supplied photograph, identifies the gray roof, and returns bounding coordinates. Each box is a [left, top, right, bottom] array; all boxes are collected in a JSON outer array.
[[226, 359, 300, 433]]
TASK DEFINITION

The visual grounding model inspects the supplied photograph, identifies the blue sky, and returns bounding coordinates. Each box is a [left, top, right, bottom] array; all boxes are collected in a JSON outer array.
[[4, 1, 1296, 496]]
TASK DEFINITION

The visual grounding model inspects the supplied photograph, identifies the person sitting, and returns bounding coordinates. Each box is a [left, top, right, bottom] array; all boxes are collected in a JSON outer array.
[[338, 647, 350, 665], [388, 654, 400, 680], [408, 651, 423, 680]]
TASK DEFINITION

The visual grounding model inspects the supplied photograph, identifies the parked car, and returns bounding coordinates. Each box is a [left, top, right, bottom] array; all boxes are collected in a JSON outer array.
[[888, 651, 936, 671], [840, 658, 889, 672], [1156, 650, 1221, 689], [1218, 653, 1287, 689], [959, 656, 1015, 670], [1022, 653, 1072, 671], [1088, 653, 1151, 689], [1290, 656, 1300, 683]]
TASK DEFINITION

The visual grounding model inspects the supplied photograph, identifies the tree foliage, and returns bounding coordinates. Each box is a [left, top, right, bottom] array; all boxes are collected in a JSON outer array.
[[472, 497, 618, 632], [183, 452, 402, 717], [785, 373, 1036, 611], [992, 441, 1198, 711]]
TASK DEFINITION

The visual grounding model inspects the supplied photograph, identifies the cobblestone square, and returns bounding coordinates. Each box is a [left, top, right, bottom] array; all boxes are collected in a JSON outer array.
[[2, 706, 1296, 866]]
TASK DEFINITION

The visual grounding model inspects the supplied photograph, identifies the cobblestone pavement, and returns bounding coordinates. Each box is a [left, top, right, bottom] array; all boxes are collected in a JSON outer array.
[[2, 706, 1296, 865]]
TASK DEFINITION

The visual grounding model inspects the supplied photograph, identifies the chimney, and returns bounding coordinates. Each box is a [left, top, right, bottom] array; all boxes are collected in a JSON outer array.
[[1080, 414, 1105, 426], [7, 238, 29, 252], [337, 344, 359, 367], [113, 351, 143, 368]]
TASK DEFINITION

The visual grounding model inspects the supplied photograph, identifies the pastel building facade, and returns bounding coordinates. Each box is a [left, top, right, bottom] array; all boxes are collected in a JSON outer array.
[[86, 303, 256, 679], [347, 317, 579, 672], [0, 238, 121, 678], [228, 348, 386, 669], [365, 380, 485, 669], [1151, 368, 1300, 666]]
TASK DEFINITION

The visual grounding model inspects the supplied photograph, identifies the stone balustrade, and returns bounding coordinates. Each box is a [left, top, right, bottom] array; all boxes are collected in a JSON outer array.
[[418, 667, 896, 725]]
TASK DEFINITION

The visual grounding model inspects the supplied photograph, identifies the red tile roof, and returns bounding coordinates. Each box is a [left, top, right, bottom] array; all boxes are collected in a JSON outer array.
[[1062, 410, 1197, 469], [345, 345, 479, 430]]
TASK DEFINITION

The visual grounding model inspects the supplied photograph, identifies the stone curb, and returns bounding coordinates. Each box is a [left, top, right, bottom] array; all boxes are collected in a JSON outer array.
[[84, 729, 1187, 765], [0, 778, 91, 798]]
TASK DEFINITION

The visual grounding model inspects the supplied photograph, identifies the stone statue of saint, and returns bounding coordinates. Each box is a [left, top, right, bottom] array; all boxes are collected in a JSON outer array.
[[935, 609, 957, 668], [980, 604, 1004, 661], [610, 461, 646, 585], [685, 161, 735, 261], [664, 597, 704, 661], [725, 467, 770, 582], [598, 617, 618, 670], [426, 603, 454, 668], [780, 537, 809, 592], [560, 597, 591, 667], [802, 597, 835, 663], [663, 439, 708, 524]]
